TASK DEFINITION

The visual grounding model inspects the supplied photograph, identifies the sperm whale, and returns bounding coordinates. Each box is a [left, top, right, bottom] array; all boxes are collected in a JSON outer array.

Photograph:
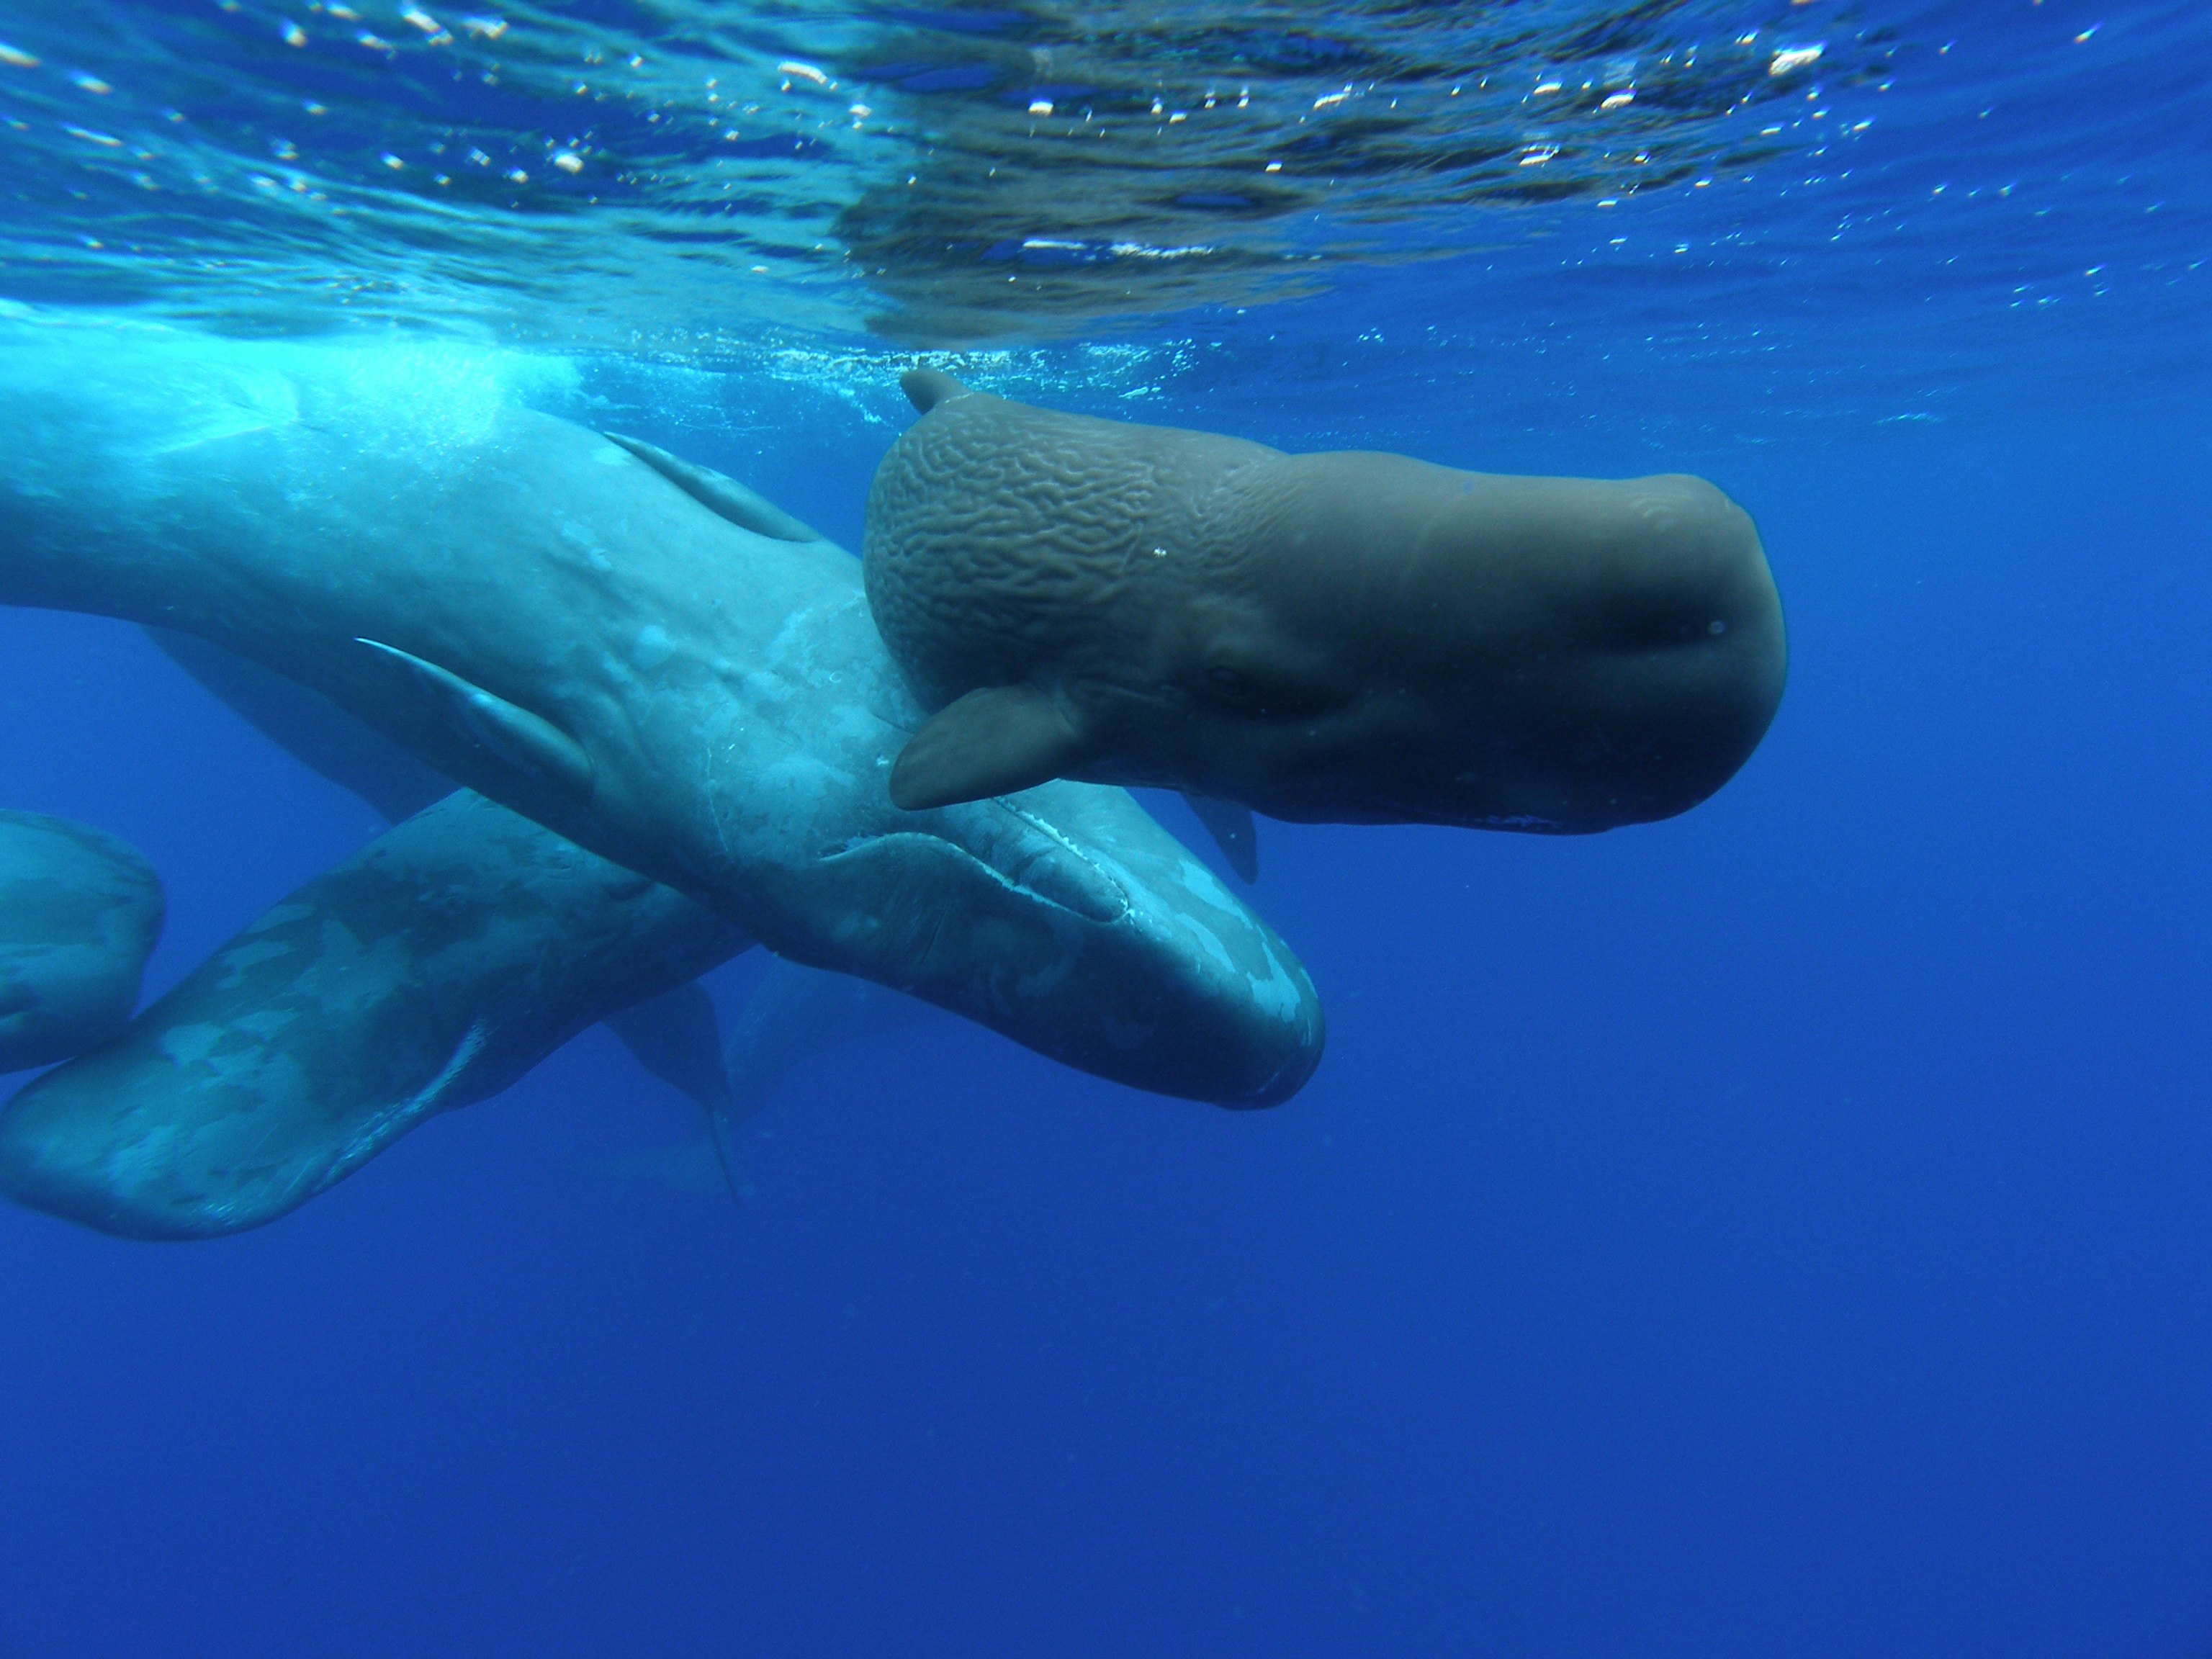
[[865, 372, 1787, 874]]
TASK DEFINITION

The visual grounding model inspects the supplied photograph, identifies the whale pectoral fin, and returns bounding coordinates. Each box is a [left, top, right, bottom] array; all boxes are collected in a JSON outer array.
[[604, 979, 731, 1116], [900, 369, 974, 413], [601, 433, 824, 544], [889, 685, 1087, 811], [356, 639, 595, 801], [1182, 793, 1259, 884]]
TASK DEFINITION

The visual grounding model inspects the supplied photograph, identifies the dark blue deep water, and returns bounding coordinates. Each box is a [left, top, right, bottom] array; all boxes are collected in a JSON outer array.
[[1, 1, 2208, 1653]]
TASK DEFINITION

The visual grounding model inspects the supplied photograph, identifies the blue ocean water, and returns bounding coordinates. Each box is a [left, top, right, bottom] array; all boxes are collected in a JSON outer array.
[[0, 0, 2207, 1653]]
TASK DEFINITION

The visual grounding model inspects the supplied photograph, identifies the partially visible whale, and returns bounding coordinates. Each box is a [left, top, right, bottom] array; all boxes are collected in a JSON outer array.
[[864, 372, 1788, 850], [0, 314, 1321, 1107], [0, 790, 748, 1238], [0, 811, 163, 1072], [603, 958, 946, 1205], [146, 626, 738, 1120]]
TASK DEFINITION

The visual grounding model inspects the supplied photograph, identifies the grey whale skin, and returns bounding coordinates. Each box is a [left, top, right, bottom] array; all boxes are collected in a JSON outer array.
[[0, 315, 1321, 1112], [0, 811, 163, 1073], [866, 372, 1788, 838]]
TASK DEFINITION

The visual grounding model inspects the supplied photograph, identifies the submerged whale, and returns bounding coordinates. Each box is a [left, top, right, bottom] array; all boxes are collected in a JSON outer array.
[[0, 810, 163, 1073], [147, 626, 738, 1120], [603, 957, 946, 1206], [865, 372, 1788, 859], [0, 315, 1321, 1109], [0, 790, 749, 1238]]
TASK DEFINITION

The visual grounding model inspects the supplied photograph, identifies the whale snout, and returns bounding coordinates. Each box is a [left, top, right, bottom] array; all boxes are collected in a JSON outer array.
[[1244, 463, 1787, 831], [1450, 473, 1786, 830], [1559, 475, 1787, 819]]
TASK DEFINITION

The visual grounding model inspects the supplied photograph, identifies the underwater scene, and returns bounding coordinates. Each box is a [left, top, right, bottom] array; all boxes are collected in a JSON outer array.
[[0, 0, 2206, 1653]]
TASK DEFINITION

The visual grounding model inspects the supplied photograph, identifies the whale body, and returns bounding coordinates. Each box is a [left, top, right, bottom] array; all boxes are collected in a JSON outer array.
[[0, 810, 163, 1072], [148, 626, 745, 1120], [0, 315, 1322, 1109], [865, 372, 1788, 845], [0, 790, 749, 1238]]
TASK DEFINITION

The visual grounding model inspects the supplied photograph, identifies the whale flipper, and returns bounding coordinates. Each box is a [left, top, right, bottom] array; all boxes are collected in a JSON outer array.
[[900, 368, 972, 413], [148, 628, 454, 823], [356, 639, 595, 803], [603, 980, 730, 1116], [1182, 793, 1259, 884], [601, 433, 824, 544], [723, 956, 940, 1125], [693, 956, 945, 1209], [889, 685, 1088, 811]]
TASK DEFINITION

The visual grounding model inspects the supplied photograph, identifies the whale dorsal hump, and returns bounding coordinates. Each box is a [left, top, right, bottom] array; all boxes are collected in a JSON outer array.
[[901, 368, 974, 414], [603, 433, 824, 544], [889, 685, 1087, 811], [1181, 793, 1259, 884]]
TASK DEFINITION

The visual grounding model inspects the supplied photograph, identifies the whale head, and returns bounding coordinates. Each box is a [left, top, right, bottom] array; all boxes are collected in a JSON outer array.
[[1111, 452, 1789, 832]]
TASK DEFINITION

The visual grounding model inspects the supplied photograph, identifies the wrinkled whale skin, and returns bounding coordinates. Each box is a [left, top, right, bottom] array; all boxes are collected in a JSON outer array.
[[0, 791, 748, 1238], [0, 810, 163, 1072], [864, 374, 1787, 832], [0, 316, 1321, 1107]]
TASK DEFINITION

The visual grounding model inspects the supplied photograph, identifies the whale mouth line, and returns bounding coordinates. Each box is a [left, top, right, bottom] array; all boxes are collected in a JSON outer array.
[[991, 800, 1134, 924], [820, 817, 1131, 928]]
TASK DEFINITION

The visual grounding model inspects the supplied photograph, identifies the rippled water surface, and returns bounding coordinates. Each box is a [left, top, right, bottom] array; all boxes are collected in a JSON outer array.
[[1, 0, 2203, 400]]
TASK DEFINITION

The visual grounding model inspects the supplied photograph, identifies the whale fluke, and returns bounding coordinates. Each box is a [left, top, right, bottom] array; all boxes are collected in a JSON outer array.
[[900, 368, 972, 413], [889, 683, 1088, 811], [1183, 793, 1259, 884], [601, 432, 824, 544], [356, 639, 595, 803]]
